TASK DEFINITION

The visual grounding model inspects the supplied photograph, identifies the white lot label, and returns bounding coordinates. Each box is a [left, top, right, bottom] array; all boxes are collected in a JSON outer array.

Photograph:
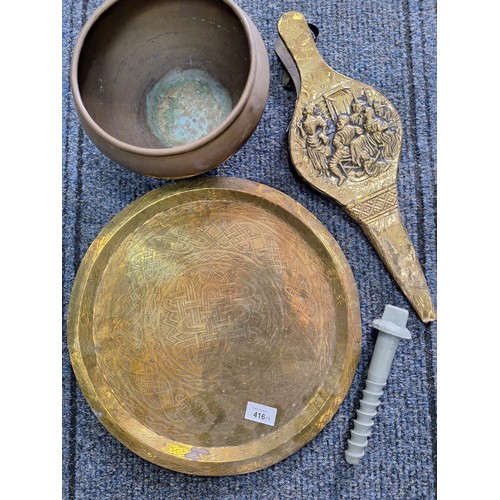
[[244, 401, 277, 426]]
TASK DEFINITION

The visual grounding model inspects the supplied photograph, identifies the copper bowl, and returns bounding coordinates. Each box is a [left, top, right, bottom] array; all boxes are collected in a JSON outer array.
[[71, 0, 270, 178]]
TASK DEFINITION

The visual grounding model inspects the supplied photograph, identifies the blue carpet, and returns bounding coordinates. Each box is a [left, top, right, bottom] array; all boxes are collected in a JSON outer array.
[[62, 0, 437, 498]]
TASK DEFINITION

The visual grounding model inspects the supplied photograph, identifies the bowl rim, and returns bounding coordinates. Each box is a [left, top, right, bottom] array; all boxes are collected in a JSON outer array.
[[70, 0, 258, 157]]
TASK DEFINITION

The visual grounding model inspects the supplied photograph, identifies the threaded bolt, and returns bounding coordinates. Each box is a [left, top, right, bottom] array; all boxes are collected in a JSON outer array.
[[345, 305, 412, 465]]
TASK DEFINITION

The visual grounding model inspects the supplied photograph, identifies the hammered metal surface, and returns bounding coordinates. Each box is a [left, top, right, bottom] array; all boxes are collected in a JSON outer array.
[[67, 177, 361, 475], [277, 12, 436, 323]]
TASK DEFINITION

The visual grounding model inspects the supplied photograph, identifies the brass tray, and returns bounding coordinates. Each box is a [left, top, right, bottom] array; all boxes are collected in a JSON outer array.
[[67, 177, 361, 475]]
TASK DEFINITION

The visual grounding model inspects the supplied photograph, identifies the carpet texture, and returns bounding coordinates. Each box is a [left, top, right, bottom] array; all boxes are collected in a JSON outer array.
[[62, 0, 437, 498]]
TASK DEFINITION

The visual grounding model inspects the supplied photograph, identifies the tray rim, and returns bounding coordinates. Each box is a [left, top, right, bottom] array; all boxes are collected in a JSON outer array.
[[67, 176, 361, 476]]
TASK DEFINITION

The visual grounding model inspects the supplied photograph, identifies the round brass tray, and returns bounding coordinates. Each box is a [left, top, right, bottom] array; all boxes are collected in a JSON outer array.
[[67, 177, 361, 475]]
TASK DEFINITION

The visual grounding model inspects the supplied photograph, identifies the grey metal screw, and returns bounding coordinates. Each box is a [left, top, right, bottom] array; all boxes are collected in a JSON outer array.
[[345, 305, 412, 465]]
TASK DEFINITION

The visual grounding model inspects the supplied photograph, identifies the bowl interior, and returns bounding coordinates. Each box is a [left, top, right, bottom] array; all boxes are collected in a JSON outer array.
[[76, 0, 251, 149]]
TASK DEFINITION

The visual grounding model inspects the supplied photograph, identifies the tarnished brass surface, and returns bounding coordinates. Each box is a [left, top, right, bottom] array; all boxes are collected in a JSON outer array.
[[71, 0, 270, 178], [277, 12, 436, 323], [67, 177, 361, 476]]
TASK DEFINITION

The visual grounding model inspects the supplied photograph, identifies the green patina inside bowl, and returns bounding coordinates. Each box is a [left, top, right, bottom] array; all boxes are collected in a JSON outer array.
[[146, 68, 232, 148]]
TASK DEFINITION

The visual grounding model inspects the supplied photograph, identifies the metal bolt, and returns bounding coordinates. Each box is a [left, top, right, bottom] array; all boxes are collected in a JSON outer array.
[[345, 304, 412, 465]]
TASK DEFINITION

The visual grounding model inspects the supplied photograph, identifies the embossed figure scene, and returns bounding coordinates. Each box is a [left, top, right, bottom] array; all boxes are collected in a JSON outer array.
[[297, 86, 402, 186]]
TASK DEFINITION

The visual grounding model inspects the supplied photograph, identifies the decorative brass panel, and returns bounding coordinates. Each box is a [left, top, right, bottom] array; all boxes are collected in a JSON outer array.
[[277, 11, 436, 323]]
